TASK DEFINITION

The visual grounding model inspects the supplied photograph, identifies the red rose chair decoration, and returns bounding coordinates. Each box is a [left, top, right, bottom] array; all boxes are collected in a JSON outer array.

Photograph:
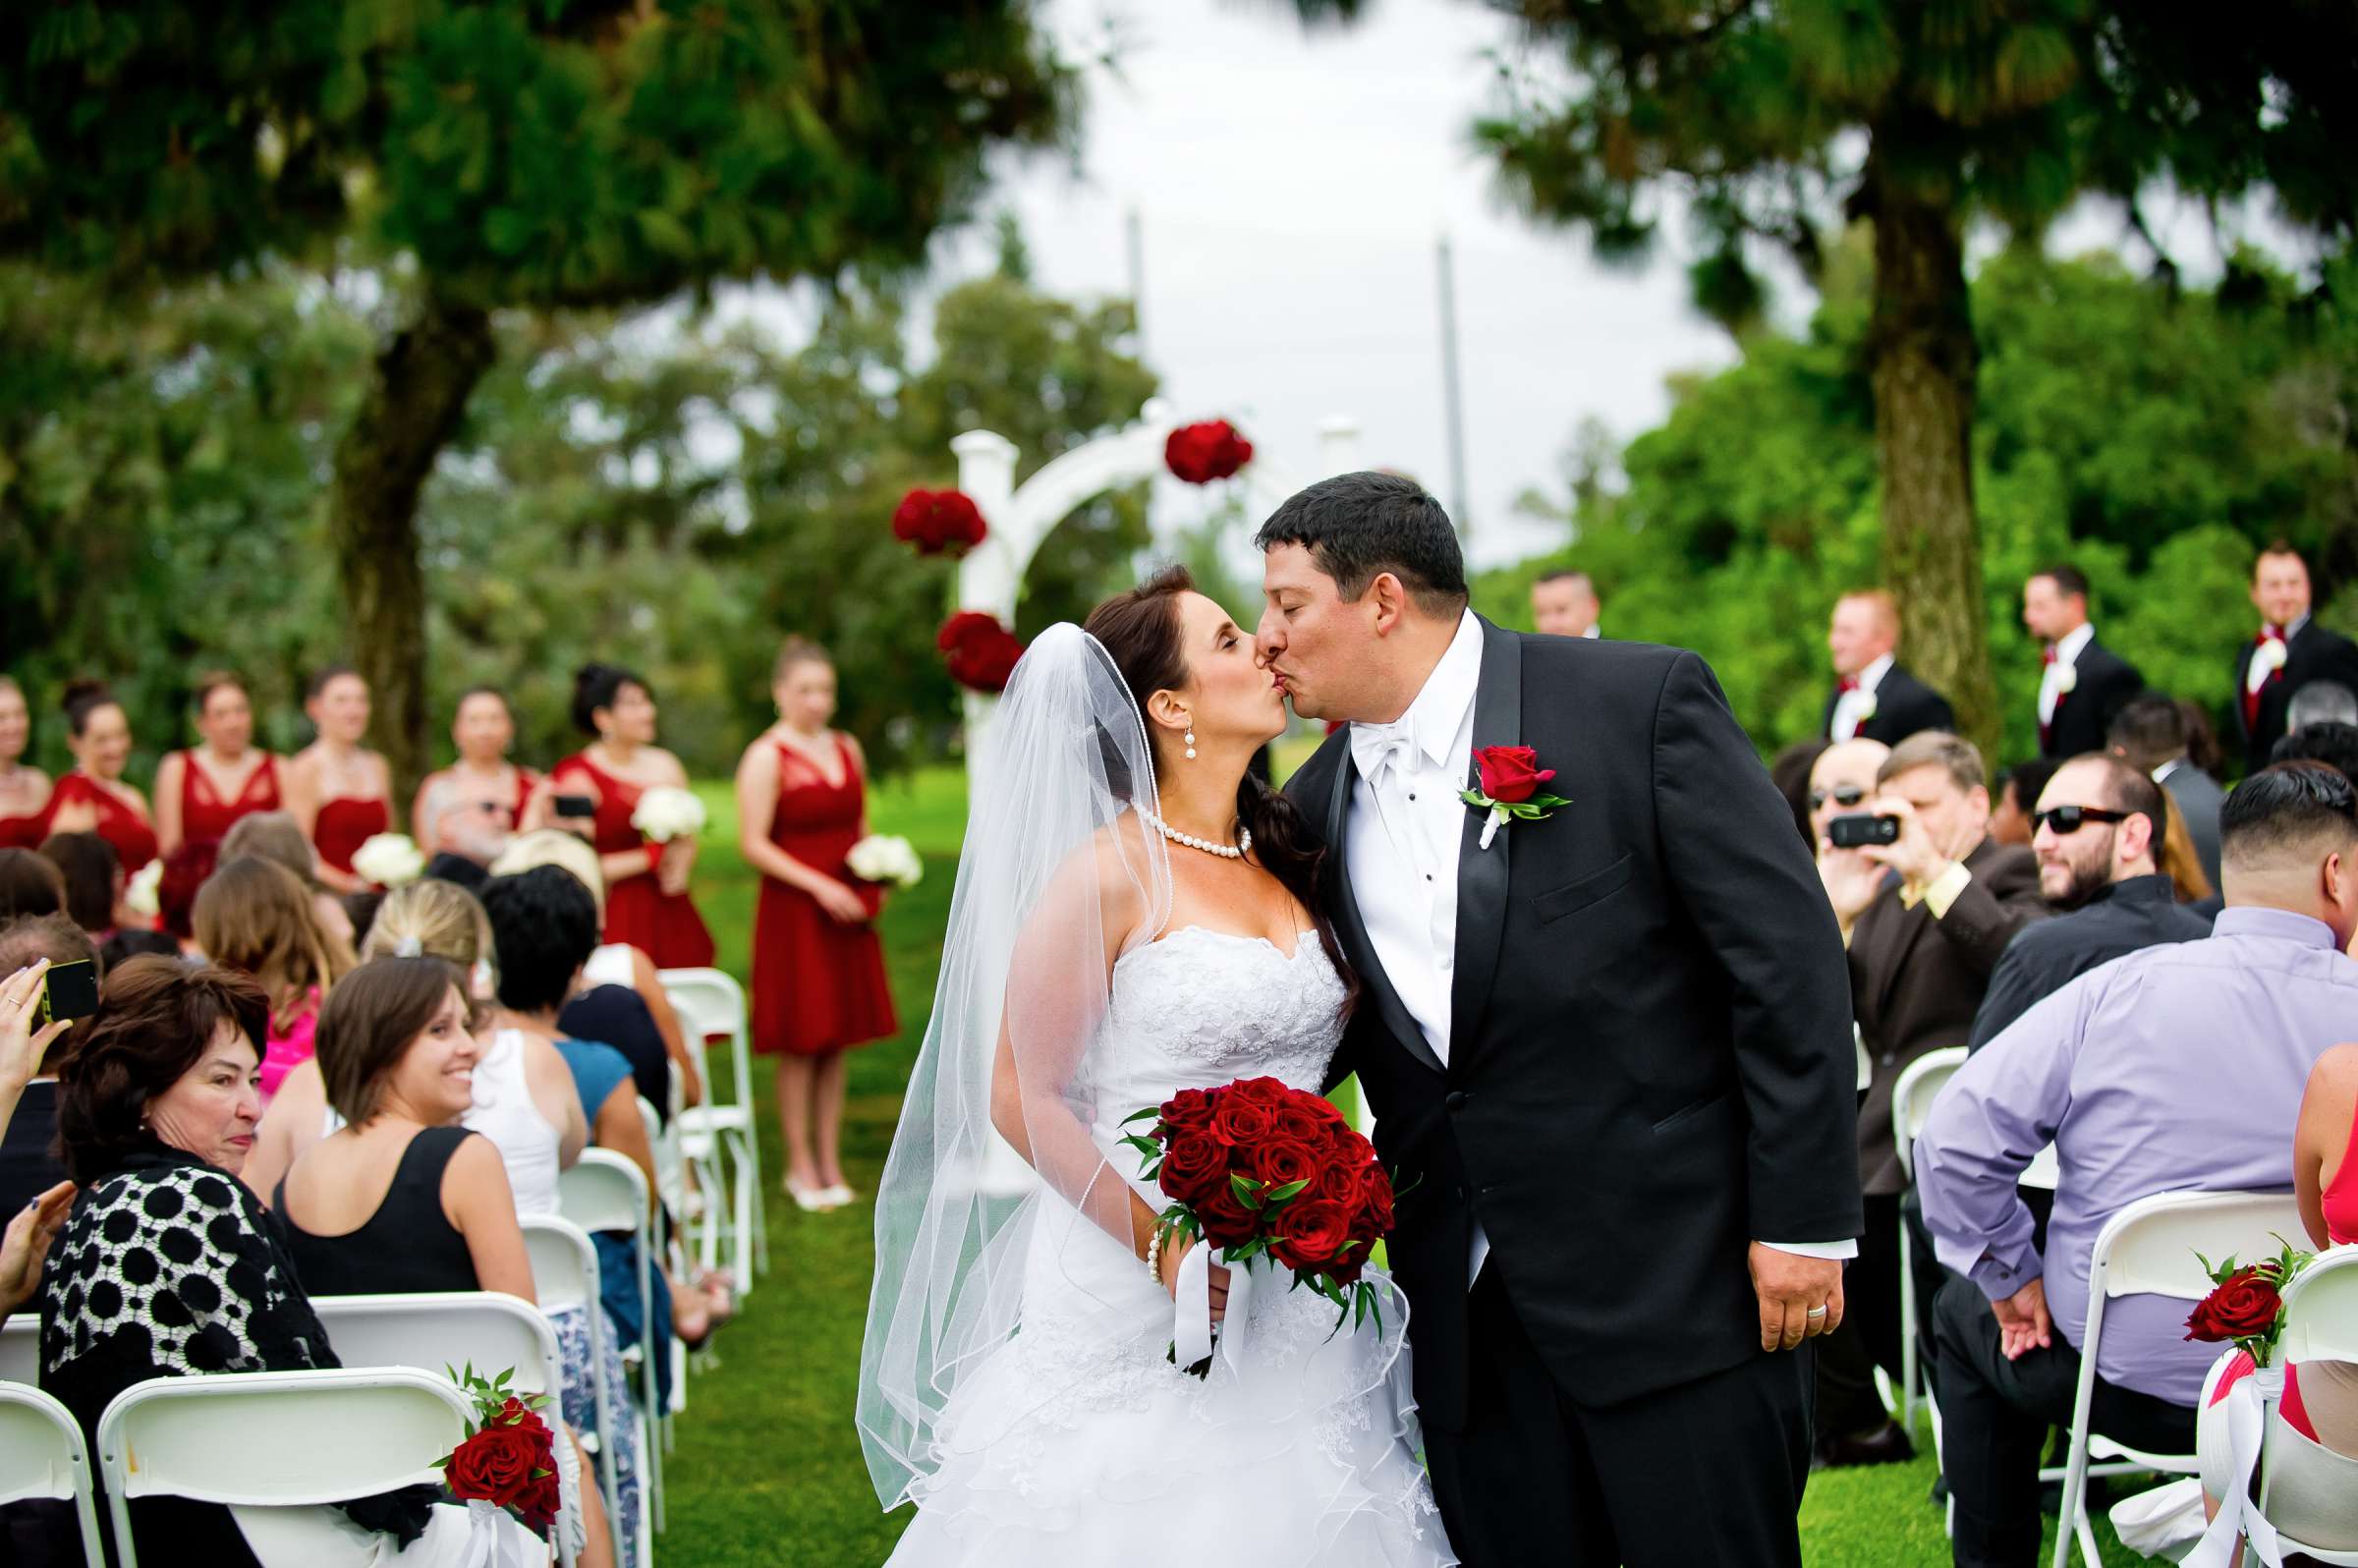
[[1164, 420, 1255, 484], [893, 487, 989, 556]]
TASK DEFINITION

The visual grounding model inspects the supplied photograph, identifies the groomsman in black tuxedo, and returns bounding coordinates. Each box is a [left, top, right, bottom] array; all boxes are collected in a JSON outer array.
[[2232, 541, 2358, 774], [2021, 566, 2143, 758], [1263, 474, 1860, 1568], [1824, 589, 1954, 745]]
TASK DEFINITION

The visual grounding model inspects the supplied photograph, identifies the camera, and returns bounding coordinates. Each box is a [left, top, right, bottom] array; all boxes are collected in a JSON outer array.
[[1827, 813, 1901, 849]]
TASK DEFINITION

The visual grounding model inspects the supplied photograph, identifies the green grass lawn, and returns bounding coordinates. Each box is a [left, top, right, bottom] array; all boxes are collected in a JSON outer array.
[[659, 768, 2161, 1567]]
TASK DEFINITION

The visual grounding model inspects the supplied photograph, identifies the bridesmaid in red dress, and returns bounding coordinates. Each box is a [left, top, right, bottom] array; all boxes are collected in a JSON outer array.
[[0, 677, 52, 852], [152, 671, 281, 858], [410, 686, 538, 866], [283, 666, 393, 893], [733, 638, 896, 1212], [539, 663, 714, 970], [36, 681, 157, 877]]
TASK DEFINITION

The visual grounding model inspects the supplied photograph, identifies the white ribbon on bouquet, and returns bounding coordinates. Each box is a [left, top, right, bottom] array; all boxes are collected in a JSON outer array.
[[1174, 1241, 1258, 1372]]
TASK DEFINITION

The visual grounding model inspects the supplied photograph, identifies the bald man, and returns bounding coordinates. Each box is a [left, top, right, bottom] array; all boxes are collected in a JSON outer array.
[[1824, 590, 1955, 746]]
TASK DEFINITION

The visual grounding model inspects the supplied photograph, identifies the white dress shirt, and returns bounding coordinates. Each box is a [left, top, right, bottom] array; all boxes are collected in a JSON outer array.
[[1345, 611, 1853, 1278], [1829, 651, 1893, 741], [2038, 622, 2094, 728]]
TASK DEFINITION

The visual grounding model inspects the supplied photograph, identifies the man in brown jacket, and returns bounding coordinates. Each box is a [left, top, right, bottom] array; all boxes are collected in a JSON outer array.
[[1820, 730, 2047, 1466]]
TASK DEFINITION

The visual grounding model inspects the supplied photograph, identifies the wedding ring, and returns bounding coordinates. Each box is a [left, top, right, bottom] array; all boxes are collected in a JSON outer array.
[[1805, 1305, 1828, 1319]]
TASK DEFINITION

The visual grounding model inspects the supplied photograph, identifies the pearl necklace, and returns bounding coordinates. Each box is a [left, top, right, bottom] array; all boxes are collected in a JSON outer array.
[[1138, 807, 1251, 860]]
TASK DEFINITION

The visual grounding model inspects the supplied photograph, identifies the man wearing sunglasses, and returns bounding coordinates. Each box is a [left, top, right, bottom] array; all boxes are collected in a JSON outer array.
[[1967, 756, 2215, 1052], [1810, 740, 1893, 944]]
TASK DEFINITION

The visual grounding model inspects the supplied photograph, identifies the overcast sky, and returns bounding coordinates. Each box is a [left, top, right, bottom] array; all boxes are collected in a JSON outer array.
[[715, 0, 2308, 574]]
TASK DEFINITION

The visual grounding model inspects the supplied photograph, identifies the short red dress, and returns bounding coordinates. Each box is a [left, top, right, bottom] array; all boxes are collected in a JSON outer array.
[[180, 751, 281, 849], [549, 752, 715, 971], [312, 795, 391, 879], [36, 772, 157, 872], [0, 781, 46, 851], [750, 737, 896, 1057]]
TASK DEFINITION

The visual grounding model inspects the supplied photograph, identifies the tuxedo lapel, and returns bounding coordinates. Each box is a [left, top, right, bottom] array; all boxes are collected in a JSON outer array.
[[1448, 621, 1521, 1061], [1323, 747, 1445, 1077]]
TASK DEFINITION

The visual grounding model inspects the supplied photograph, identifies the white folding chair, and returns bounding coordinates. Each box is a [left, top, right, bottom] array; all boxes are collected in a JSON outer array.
[[561, 1149, 666, 1536], [1889, 1045, 1969, 1430], [0, 1316, 37, 1384], [660, 966, 766, 1285], [94, 1369, 472, 1568], [308, 1289, 577, 1568], [523, 1214, 629, 1567], [0, 1381, 104, 1568], [2051, 1189, 2310, 1568], [2240, 1244, 2358, 1565]]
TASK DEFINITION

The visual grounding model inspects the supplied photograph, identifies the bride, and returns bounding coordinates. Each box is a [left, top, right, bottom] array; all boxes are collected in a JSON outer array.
[[859, 567, 1452, 1566]]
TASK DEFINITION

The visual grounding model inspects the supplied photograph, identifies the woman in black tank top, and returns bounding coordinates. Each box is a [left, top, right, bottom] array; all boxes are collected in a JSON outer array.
[[277, 1123, 482, 1294]]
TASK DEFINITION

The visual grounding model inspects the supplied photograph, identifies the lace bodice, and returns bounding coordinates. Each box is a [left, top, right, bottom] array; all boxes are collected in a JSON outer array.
[[1073, 924, 1349, 1161]]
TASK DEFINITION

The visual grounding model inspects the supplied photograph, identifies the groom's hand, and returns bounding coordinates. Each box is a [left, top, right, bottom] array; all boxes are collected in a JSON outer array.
[[1748, 1243, 1844, 1352]]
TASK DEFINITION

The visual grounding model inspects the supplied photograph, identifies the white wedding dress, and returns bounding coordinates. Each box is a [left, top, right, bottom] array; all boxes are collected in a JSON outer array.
[[883, 924, 1453, 1567]]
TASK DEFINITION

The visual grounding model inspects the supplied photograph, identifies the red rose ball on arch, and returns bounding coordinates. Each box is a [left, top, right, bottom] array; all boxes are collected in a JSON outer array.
[[1164, 420, 1254, 484], [892, 487, 989, 556]]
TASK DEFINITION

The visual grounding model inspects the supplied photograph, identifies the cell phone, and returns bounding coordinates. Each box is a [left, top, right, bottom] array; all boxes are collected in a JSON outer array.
[[552, 794, 596, 819], [32, 960, 99, 1027], [1827, 814, 1901, 849]]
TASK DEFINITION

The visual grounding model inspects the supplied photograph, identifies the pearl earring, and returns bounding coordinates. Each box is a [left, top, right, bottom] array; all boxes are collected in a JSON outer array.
[[1184, 729, 1198, 761]]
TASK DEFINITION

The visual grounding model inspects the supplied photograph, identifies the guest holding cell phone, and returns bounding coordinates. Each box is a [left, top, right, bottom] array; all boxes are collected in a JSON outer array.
[[0, 921, 99, 1213], [411, 686, 538, 865]]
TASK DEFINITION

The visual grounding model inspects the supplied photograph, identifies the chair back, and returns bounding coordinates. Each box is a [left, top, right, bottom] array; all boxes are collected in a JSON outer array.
[[1890, 1045, 1969, 1183], [0, 1317, 36, 1384], [2090, 1190, 2309, 1303], [0, 1380, 104, 1567], [658, 966, 751, 1104], [96, 1370, 469, 1538], [560, 1148, 649, 1236], [521, 1215, 603, 1316], [2279, 1244, 2358, 1365], [2260, 1411, 2358, 1554], [309, 1290, 563, 1407]]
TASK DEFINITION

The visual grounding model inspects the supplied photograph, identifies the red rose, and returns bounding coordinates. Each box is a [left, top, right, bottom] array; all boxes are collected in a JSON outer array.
[[1233, 1076, 1289, 1106], [1270, 1100, 1329, 1147], [445, 1420, 543, 1509], [937, 611, 1025, 694], [1325, 1248, 1367, 1286], [1159, 1088, 1216, 1135], [1208, 1092, 1277, 1148], [1195, 1183, 1258, 1250], [2184, 1266, 2283, 1343], [892, 488, 988, 556], [1271, 1199, 1353, 1272], [1350, 1168, 1396, 1241], [1156, 1130, 1228, 1207], [1164, 420, 1255, 484], [1474, 745, 1555, 805], [1311, 1155, 1361, 1204], [1246, 1136, 1319, 1194]]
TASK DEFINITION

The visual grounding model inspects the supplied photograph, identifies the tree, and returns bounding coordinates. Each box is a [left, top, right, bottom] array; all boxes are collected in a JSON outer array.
[[1306, 0, 2358, 753], [1, 0, 1071, 786]]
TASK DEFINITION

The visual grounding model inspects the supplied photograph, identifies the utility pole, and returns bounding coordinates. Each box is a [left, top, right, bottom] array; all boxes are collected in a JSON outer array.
[[1435, 234, 1471, 545]]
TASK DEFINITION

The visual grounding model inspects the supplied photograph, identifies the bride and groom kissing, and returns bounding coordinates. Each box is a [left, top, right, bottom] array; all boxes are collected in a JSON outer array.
[[860, 472, 1865, 1567]]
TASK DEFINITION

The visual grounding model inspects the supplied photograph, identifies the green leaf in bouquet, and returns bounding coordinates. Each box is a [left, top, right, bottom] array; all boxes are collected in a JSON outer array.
[[1121, 1106, 1163, 1126], [1368, 1286, 1384, 1340], [1232, 1173, 1265, 1210], [1263, 1179, 1310, 1207]]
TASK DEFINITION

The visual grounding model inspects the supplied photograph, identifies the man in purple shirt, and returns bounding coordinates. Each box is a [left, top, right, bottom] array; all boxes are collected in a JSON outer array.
[[1917, 762, 2358, 1568]]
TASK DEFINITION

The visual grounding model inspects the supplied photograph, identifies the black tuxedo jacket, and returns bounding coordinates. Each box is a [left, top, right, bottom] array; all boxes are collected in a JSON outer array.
[[2042, 639, 2146, 758], [1821, 663, 1955, 746], [2232, 620, 2358, 774], [1288, 622, 1862, 1428]]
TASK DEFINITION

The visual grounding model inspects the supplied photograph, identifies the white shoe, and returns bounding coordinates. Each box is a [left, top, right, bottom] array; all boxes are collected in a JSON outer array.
[[784, 1177, 827, 1213], [818, 1184, 856, 1208]]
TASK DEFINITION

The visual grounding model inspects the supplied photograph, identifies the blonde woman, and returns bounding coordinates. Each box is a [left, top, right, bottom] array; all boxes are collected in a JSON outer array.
[[192, 857, 353, 1103]]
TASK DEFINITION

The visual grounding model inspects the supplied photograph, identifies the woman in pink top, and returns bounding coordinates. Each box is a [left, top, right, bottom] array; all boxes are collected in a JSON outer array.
[[191, 856, 354, 1103]]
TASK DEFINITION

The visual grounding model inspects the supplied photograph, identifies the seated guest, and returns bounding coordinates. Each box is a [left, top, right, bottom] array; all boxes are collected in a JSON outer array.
[[96, 928, 179, 971], [411, 688, 536, 867], [1822, 730, 2046, 1468], [1808, 738, 1891, 944], [0, 935, 83, 1215], [1967, 755, 2213, 1050], [2155, 792, 2216, 906], [37, 831, 119, 938], [1988, 758, 2060, 850], [1769, 739, 1830, 851], [38, 957, 537, 1567], [2274, 718, 2358, 780], [2288, 680, 2358, 731], [195, 857, 354, 1103], [0, 848, 65, 921], [222, 810, 358, 949], [491, 830, 701, 1111], [154, 837, 219, 954], [2110, 694, 2224, 893], [1918, 762, 2358, 1568]]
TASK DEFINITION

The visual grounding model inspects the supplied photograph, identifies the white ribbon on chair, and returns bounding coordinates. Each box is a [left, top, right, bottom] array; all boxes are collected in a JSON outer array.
[[2186, 1371, 2290, 1568], [455, 1500, 531, 1568], [1173, 1243, 1257, 1372]]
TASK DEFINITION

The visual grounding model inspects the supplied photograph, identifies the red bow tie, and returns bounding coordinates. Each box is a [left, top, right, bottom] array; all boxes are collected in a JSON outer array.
[[2258, 625, 2285, 644], [1838, 676, 1860, 695]]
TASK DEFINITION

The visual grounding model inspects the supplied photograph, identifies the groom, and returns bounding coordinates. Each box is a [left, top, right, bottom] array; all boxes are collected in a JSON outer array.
[[1261, 474, 1862, 1566]]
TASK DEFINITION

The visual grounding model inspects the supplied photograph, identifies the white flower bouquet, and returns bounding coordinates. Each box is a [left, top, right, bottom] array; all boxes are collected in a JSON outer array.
[[352, 832, 426, 888], [846, 833, 923, 889], [125, 859, 163, 919], [631, 786, 706, 844]]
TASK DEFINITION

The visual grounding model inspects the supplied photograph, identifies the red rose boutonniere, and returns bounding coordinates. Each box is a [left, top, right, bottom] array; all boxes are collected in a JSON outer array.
[[1459, 745, 1570, 849]]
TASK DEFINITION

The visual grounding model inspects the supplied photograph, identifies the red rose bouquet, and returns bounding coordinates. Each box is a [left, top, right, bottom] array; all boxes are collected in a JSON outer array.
[[1163, 420, 1255, 484], [2183, 1237, 2313, 1368], [891, 487, 989, 556], [936, 610, 1026, 695], [436, 1365, 561, 1540], [1123, 1075, 1397, 1361]]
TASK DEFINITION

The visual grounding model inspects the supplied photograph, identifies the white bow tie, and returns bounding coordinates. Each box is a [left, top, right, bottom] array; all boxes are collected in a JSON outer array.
[[1352, 721, 1416, 783]]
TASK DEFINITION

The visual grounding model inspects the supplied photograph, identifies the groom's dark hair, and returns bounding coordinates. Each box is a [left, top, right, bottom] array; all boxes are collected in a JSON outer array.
[[1253, 472, 1469, 617]]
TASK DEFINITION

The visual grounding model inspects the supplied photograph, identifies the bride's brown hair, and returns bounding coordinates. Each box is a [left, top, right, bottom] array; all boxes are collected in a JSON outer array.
[[1083, 566, 1354, 1007]]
